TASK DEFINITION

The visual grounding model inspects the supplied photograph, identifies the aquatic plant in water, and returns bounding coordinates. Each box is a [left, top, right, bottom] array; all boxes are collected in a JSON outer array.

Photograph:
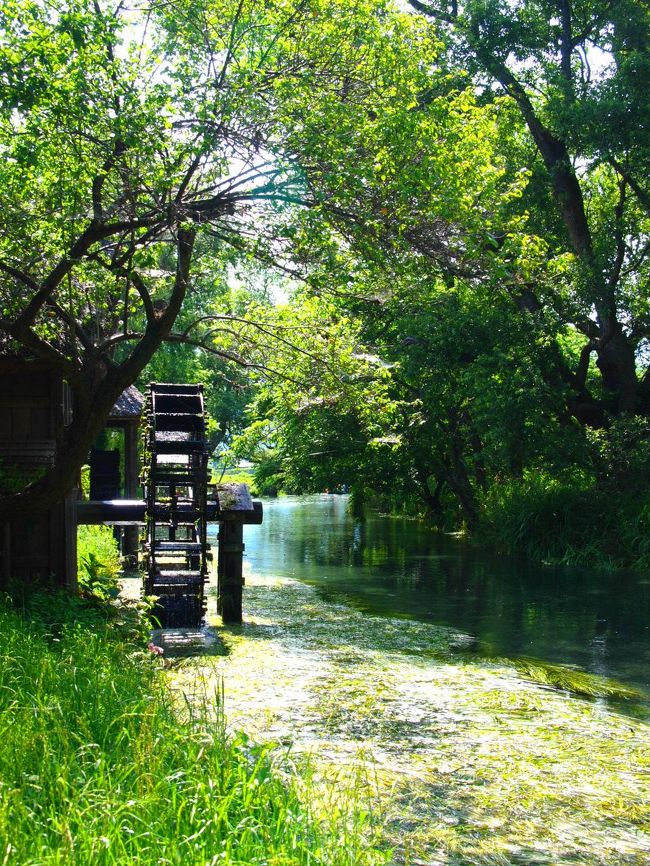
[[170, 571, 650, 866]]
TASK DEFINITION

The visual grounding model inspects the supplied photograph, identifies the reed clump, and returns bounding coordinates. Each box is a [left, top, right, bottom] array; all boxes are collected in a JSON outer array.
[[479, 471, 650, 570], [0, 592, 384, 866]]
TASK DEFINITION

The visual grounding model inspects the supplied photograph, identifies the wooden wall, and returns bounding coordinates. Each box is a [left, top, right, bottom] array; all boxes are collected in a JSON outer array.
[[0, 360, 76, 589]]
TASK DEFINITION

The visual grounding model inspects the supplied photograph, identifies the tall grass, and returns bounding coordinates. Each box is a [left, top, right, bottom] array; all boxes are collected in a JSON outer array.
[[479, 472, 650, 569], [0, 594, 384, 866], [77, 525, 122, 598]]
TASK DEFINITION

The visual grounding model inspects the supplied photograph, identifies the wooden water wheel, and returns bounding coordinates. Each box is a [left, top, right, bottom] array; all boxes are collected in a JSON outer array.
[[142, 383, 213, 627]]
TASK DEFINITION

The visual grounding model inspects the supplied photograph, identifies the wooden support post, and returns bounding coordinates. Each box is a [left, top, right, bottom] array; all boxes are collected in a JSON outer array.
[[217, 520, 244, 624], [1, 524, 11, 590], [64, 493, 78, 592], [123, 424, 140, 565]]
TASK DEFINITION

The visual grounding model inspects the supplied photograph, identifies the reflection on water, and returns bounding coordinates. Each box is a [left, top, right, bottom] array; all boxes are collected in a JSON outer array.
[[197, 497, 650, 864], [217, 494, 650, 697]]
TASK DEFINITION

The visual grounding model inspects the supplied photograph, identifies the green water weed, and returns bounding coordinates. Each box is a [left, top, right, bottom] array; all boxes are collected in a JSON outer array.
[[509, 657, 643, 701], [195, 572, 650, 866]]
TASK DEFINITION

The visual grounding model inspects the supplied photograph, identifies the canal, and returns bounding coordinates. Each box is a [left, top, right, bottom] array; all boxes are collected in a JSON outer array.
[[242, 494, 650, 700], [170, 493, 650, 865]]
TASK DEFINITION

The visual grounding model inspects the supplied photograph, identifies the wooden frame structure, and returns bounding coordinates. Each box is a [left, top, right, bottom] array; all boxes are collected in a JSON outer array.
[[0, 358, 76, 589], [103, 385, 143, 563], [76, 483, 262, 623], [0, 362, 262, 623]]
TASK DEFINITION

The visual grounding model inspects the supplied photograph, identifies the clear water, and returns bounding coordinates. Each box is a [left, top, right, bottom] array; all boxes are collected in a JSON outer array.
[[234, 494, 650, 699], [197, 494, 650, 863]]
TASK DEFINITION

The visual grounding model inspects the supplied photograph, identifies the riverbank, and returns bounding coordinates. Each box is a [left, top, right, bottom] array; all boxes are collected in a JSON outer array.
[[168, 567, 650, 866], [476, 472, 650, 572], [0, 590, 382, 865]]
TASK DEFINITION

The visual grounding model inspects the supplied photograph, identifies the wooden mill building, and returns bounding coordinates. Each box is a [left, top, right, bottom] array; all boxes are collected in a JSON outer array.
[[0, 358, 144, 588], [0, 358, 75, 588]]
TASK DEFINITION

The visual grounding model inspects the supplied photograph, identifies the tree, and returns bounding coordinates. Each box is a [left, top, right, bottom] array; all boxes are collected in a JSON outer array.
[[248, 59, 554, 521], [408, 0, 650, 418], [229, 1, 648, 524], [216, 1, 649, 551], [0, 0, 426, 521]]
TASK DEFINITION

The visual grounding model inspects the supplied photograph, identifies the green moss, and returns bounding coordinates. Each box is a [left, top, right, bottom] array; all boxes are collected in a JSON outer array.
[[0, 460, 45, 494]]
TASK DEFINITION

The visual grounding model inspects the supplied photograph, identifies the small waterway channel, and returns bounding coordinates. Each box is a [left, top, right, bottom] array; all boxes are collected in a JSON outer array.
[[165, 495, 650, 865], [244, 496, 650, 700]]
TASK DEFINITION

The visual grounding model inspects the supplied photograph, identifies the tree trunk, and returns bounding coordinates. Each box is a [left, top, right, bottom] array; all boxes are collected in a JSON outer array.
[[415, 469, 444, 519], [471, 42, 640, 418], [446, 414, 479, 530], [595, 317, 638, 414]]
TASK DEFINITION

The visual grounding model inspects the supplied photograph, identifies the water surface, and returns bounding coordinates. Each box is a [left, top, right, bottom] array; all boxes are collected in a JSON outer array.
[[235, 494, 650, 699], [194, 495, 650, 864]]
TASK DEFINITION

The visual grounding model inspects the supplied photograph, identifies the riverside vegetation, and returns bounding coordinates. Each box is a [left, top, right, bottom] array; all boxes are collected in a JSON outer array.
[[0, 558, 384, 866]]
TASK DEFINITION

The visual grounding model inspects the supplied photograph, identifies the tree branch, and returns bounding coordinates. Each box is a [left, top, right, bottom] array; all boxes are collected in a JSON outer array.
[[558, 0, 574, 83], [608, 177, 627, 290], [0, 261, 39, 292], [0, 317, 79, 377], [574, 340, 595, 391], [114, 226, 195, 385], [608, 158, 650, 217], [408, 1, 456, 25], [12, 216, 161, 335]]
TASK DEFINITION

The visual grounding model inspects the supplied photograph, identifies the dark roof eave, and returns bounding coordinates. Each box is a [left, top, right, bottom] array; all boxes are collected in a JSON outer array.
[[109, 384, 144, 420]]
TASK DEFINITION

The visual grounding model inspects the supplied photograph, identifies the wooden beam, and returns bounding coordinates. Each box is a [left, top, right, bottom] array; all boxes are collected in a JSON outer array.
[[76, 498, 263, 525], [217, 520, 244, 624], [64, 493, 78, 592], [123, 424, 140, 563]]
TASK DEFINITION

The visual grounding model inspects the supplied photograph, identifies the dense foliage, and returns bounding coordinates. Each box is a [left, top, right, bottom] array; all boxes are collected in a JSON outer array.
[[2, 0, 649, 564], [76, 524, 122, 598], [222, 1, 650, 565]]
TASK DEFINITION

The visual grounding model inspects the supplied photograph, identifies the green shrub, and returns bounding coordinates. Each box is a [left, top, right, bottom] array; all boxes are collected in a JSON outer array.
[[77, 525, 122, 599]]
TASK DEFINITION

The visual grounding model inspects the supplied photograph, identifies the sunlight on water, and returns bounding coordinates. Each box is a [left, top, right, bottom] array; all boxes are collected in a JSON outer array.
[[166, 497, 650, 865], [237, 495, 650, 698]]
